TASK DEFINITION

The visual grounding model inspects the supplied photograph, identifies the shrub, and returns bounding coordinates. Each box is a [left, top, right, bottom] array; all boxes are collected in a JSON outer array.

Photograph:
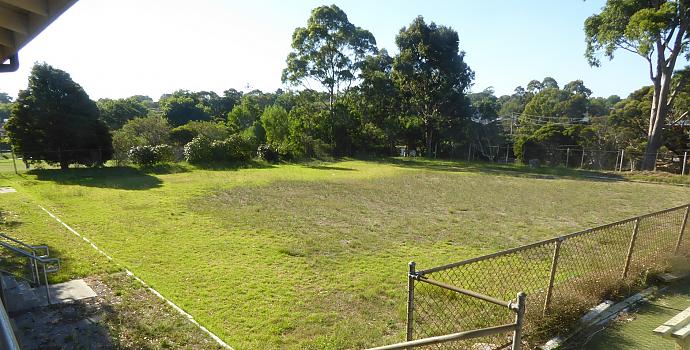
[[210, 134, 253, 162], [257, 144, 279, 163], [128, 144, 174, 166], [184, 134, 253, 164], [183, 136, 213, 163]]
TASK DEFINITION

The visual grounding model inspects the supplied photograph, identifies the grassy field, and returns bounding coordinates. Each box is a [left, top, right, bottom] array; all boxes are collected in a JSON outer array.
[[0, 158, 688, 349]]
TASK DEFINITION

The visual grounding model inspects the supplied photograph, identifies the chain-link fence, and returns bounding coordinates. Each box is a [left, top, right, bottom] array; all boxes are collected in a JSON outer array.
[[0, 148, 110, 173], [462, 143, 690, 174], [405, 204, 690, 349]]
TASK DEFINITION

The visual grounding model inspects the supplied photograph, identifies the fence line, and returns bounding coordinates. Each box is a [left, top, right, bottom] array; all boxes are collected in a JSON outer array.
[[463, 144, 690, 175], [401, 203, 690, 349]]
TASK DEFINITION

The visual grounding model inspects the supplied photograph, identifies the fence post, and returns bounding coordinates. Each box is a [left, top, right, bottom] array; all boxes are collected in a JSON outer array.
[[674, 206, 690, 254], [654, 152, 658, 171], [565, 148, 570, 168], [467, 144, 472, 161], [580, 149, 585, 169], [622, 218, 641, 279], [683, 151, 688, 175], [511, 292, 526, 350], [543, 238, 563, 314], [619, 150, 625, 172], [406, 261, 416, 343]]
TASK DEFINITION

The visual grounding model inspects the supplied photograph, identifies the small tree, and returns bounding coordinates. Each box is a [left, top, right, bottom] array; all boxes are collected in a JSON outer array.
[[5, 63, 112, 170]]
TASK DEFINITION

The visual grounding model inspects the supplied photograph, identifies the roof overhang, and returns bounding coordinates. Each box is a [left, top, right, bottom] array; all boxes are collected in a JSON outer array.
[[0, 0, 78, 63]]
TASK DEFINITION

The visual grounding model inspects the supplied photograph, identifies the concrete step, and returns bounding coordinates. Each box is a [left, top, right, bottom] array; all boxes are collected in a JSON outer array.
[[1, 275, 17, 289], [2, 275, 96, 313]]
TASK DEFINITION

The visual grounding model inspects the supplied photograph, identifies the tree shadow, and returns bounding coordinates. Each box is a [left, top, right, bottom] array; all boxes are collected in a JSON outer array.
[[374, 157, 624, 182], [303, 164, 357, 171], [28, 167, 163, 190]]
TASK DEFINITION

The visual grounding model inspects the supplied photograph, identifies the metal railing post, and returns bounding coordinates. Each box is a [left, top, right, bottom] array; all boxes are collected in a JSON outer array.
[[406, 261, 416, 343], [511, 292, 526, 350], [622, 218, 641, 279], [43, 264, 50, 304], [675, 206, 690, 254], [543, 238, 563, 314]]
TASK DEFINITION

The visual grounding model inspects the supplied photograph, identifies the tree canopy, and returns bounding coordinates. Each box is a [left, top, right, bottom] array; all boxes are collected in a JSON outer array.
[[585, 0, 690, 169], [5, 63, 112, 170]]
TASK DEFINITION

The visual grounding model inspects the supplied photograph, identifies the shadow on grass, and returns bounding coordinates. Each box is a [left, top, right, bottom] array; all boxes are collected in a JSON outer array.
[[303, 164, 357, 171], [373, 157, 624, 182], [190, 160, 276, 171], [28, 167, 163, 190]]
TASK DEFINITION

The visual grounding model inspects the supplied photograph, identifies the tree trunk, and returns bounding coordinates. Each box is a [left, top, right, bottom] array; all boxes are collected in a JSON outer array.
[[425, 126, 433, 158], [641, 68, 674, 170]]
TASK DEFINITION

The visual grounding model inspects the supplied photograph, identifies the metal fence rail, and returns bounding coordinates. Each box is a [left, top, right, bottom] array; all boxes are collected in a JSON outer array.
[[403, 204, 690, 349]]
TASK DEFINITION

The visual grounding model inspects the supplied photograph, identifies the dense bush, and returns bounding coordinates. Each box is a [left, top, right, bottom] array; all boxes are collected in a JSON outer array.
[[170, 121, 231, 146], [183, 136, 213, 163], [211, 134, 253, 162], [112, 115, 172, 164], [184, 134, 253, 163], [257, 144, 280, 162], [128, 144, 174, 166]]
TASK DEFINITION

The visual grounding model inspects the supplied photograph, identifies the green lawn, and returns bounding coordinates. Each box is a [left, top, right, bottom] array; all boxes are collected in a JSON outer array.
[[0, 158, 688, 349], [586, 279, 690, 350]]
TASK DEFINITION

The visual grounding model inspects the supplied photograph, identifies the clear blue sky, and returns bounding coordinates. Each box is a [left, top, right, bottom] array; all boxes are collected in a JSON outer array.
[[2, 0, 688, 100]]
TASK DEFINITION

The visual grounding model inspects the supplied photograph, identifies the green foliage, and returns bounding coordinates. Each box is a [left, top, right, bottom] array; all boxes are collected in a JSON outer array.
[[159, 90, 212, 127], [169, 121, 230, 146], [257, 143, 280, 163], [393, 16, 474, 157], [128, 144, 174, 166], [515, 124, 581, 164], [183, 136, 213, 163], [282, 4, 377, 111], [4, 63, 113, 170], [112, 115, 172, 164], [261, 105, 291, 144], [97, 97, 149, 130], [0, 92, 12, 104], [211, 135, 253, 162], [184, 135, 253, 163]]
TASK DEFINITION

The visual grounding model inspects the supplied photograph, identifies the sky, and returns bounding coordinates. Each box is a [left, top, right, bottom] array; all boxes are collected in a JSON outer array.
[[1, 0, 688, 101]]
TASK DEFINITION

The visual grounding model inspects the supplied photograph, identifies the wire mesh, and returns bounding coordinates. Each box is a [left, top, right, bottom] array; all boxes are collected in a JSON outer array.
[[410, 204, 690, 349]]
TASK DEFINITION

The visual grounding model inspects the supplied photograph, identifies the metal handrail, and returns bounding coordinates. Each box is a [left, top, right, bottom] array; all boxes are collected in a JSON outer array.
[[367, 323, 519, 350], [0, 240, 60, 303], [0, 232, 49, 257], [0, 294, 19, 350]]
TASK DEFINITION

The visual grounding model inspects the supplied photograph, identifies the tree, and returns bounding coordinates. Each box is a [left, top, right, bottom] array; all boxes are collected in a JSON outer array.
[[585, 0, 690, 169], [0, 92, 12, 104], [112, 114, 172, 164], [5, 63, 112, 170], [541, 77, 559, 89], [282, 4, 377, 141], [97, 97, 149, 129], [159, 90, 211, 127], [564, 80, 593, 97], [393, 16, 474, 157], [261, 105, 291, 144]]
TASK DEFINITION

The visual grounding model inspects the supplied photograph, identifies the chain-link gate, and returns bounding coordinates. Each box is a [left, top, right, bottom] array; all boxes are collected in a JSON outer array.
[[372, 204, 690, 350]]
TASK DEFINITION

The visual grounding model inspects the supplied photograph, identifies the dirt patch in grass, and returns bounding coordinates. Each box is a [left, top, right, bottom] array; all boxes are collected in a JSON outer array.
[[13, 273, 222, 350]]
